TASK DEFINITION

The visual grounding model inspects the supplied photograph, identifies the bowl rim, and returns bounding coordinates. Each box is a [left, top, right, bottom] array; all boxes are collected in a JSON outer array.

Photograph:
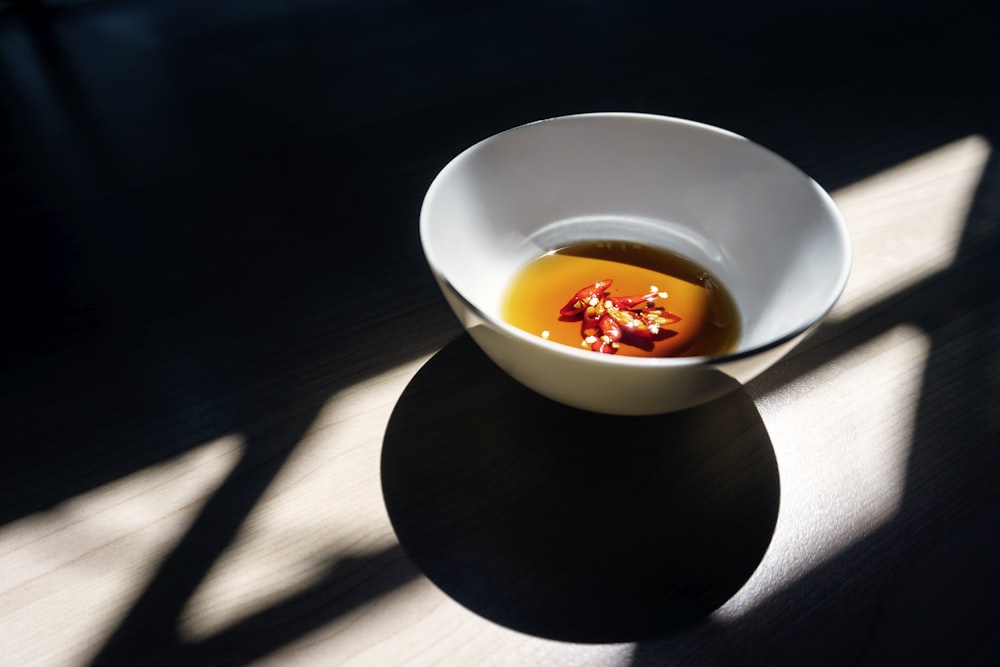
[[420, 111, 852, 369]]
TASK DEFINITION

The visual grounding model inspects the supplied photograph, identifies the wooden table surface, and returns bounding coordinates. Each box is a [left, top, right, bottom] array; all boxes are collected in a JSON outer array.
[[2, 1, 998, 665]]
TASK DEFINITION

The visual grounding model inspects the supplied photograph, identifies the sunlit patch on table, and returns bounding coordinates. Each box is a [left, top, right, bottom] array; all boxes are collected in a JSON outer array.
[[177, 359, 428, 643], [0, 435, 243, 667], [720, 323, 932, 621], [830, 135, 990, 319]]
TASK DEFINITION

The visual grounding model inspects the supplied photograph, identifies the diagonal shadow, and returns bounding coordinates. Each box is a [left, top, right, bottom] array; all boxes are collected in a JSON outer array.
[[2, 2, 449, 663], [2, 1, 997, 665], [175, 545, 417, 666], [89, 412, 320, 665], [626, 133, 1000, 666]]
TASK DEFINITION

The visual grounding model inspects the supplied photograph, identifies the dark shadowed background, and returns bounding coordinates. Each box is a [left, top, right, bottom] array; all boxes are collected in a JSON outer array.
[[2, 0, 998, 665]]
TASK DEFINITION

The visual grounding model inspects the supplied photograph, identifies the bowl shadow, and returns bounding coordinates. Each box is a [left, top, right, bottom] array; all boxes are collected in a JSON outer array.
[[381, 334, 781, 643]]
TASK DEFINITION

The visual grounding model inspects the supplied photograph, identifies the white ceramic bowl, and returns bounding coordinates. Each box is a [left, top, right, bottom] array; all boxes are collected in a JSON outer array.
[[420, 112, 850, 415]]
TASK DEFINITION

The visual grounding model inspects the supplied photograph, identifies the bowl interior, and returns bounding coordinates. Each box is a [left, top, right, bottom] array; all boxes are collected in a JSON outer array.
[[421, 113, 850, 355]]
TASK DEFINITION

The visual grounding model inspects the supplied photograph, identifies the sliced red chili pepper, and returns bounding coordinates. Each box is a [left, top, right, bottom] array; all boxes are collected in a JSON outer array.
[[598, 314, 623, 342], [558, 279, 681, 354], [608, 290, 659, 310], [580, 305, 602, 336], [607, 308, 653, 347], [559, 279, 613, 317], [640, 308, 682, 329]]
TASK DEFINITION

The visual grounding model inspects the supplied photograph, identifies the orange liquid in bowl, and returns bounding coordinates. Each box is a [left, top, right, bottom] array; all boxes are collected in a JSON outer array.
[[502, 241, 741, 358]]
